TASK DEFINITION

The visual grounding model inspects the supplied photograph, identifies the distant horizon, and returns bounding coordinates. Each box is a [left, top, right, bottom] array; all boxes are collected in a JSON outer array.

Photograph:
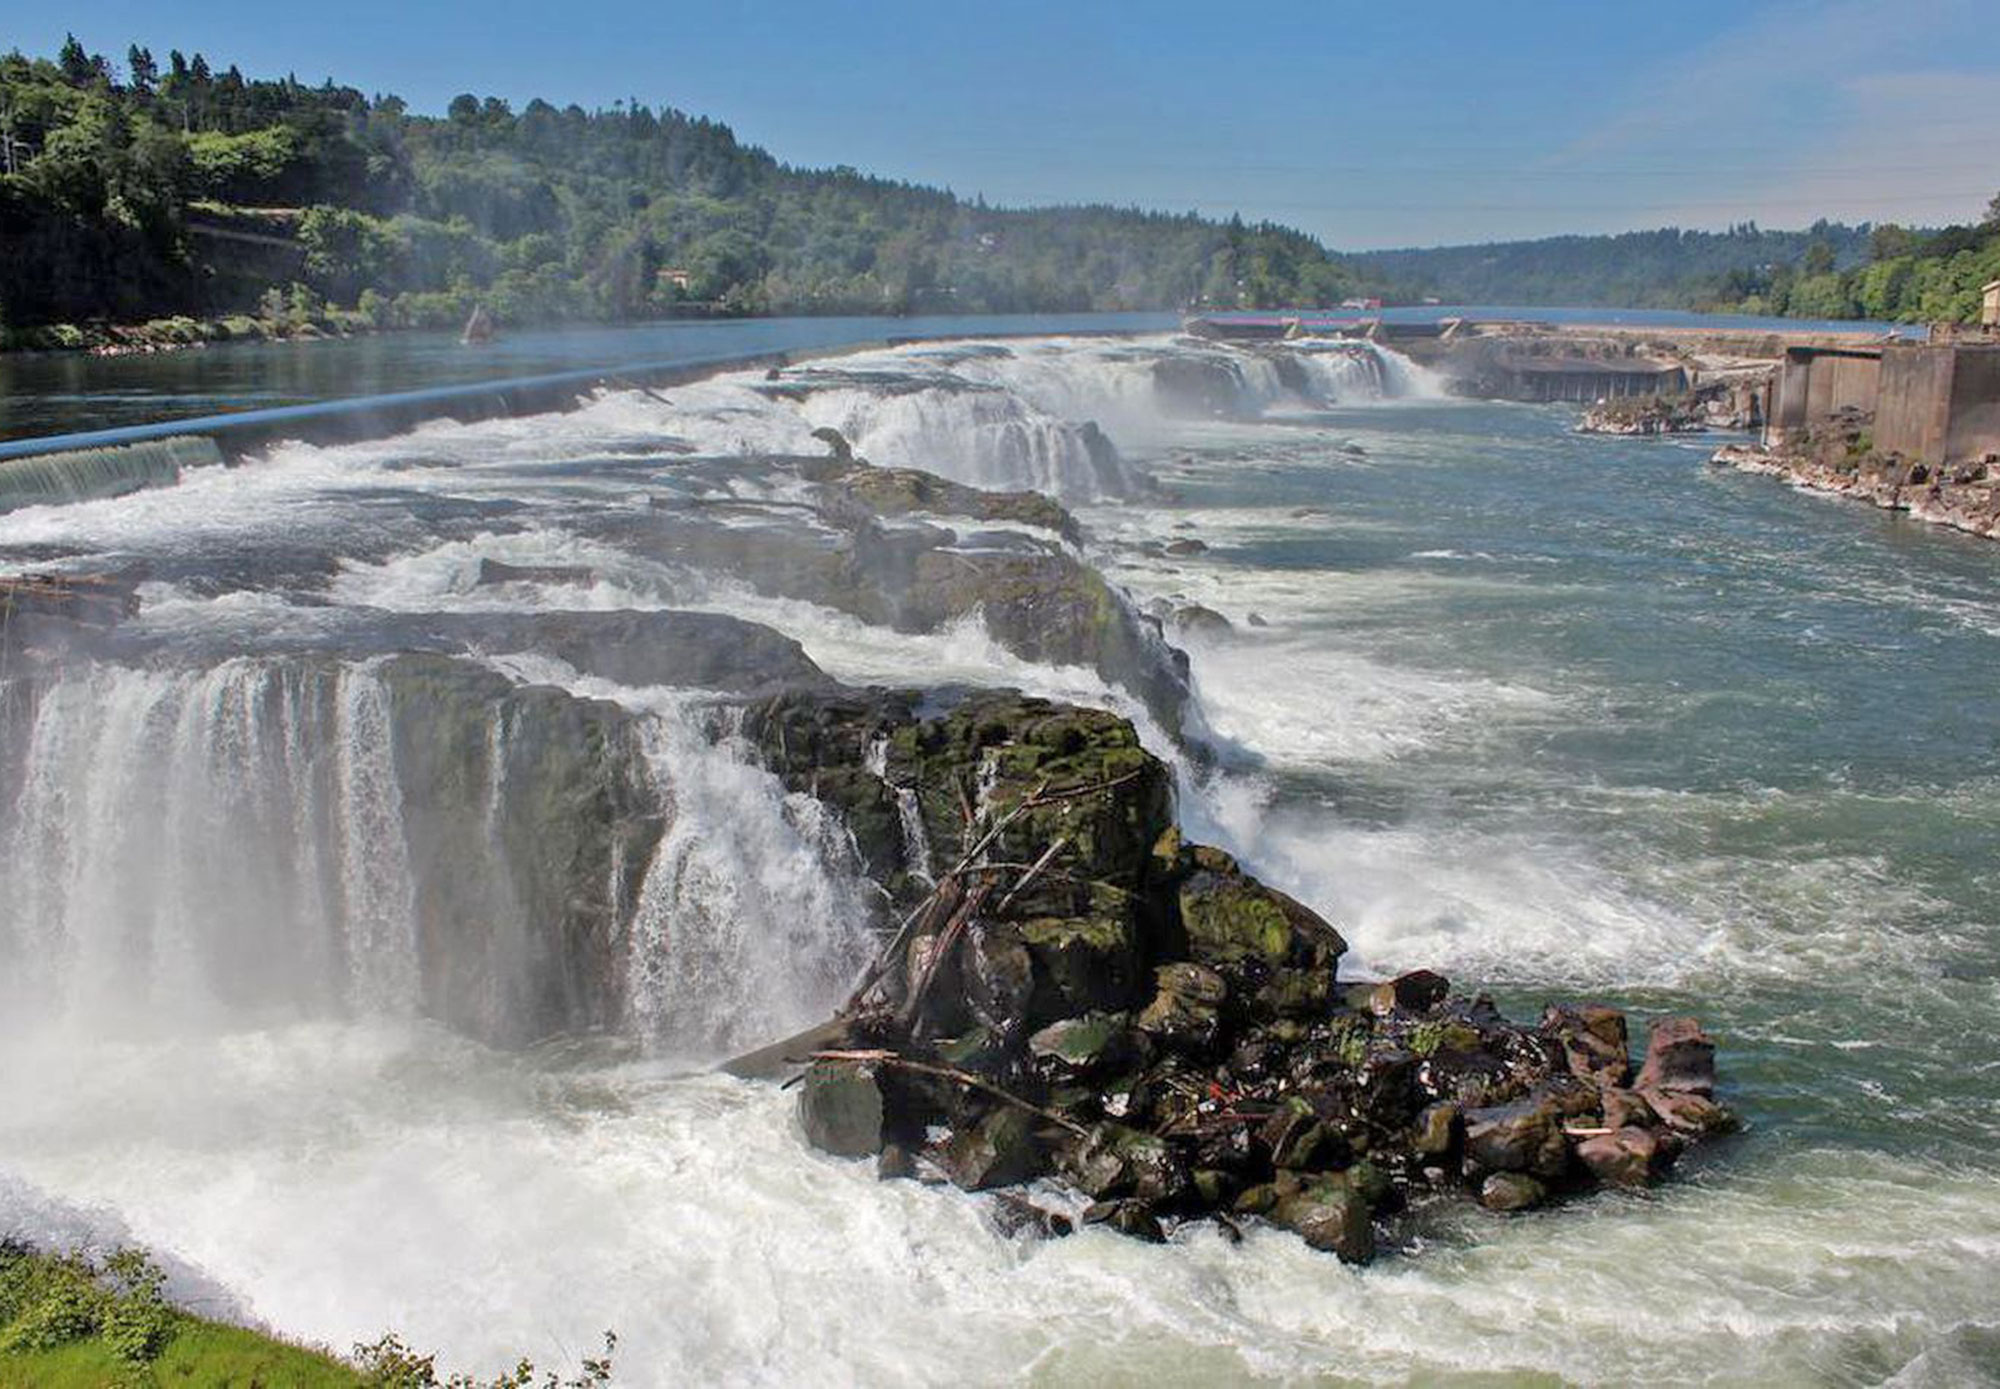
[[26, 0, 1997, 251]]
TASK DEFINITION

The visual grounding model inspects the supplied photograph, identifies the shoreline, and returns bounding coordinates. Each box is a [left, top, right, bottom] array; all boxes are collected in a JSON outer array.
[[5, 303, 1909, 362], [1711, 439, 2000, 541]]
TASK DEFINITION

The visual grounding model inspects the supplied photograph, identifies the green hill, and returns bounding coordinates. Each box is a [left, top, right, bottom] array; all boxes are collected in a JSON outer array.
[[0, 36, 1355, 339]]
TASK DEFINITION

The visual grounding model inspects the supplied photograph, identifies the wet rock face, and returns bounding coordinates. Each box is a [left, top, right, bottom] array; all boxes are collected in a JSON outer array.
[[799, 1059, 886, 1157], [780, 696, 1737, 1263], [1152, 353, 1253, 419], [746, 688, 1172, 924], [429, 609, 832, 696], [597, 453, 1190, 732], [379, 654, 666, 1047]]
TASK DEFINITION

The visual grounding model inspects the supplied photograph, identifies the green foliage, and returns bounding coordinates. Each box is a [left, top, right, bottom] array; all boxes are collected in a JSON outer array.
[[0, 1240, 613, 1389], [188, 124, 302, 202], [352, 1330, 616, 1388], [0, 38, 1359, 334], [1332, 1016, 1370, 1068], [1351, 220, 1876, 312], [1354, 207, 2000, 326]]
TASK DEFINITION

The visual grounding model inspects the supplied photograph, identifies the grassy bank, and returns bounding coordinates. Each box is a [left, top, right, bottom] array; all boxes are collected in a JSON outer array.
[[0, 1242, 362, 1386], [0, 1241, 615, 1387]]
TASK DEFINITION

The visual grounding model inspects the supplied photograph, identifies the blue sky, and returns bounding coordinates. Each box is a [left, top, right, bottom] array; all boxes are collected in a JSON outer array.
[[12, 0, 1998, 249]]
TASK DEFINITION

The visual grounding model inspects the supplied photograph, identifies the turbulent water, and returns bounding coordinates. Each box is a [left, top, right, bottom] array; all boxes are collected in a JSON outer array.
[[2, 330, 1998, 1385]]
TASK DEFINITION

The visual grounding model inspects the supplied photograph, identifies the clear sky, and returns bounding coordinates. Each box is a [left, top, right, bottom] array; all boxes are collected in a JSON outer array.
[[12, 0, 1998, 250]]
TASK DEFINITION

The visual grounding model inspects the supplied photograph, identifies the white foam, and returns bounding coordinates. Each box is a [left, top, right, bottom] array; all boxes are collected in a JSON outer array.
[[0, 1025, 1994, 1386]]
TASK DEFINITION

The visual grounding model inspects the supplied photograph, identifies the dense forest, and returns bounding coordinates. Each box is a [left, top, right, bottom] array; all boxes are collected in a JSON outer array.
[[0, 36, 1358, 342], [1352, 215, 2000, 323]]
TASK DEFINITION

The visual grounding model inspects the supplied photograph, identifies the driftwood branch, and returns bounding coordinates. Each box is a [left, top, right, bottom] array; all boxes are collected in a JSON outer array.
[[837, 769, 1137, 1016], [899, 873, 997, 1027], [993, 836, 1068, 917], [842, 779, 1048, 1012], [810, 1048, 1089, 1138]]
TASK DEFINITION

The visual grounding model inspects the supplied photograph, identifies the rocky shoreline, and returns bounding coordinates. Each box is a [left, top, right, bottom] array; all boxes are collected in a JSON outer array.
[[1576, 376, 1768, 436], [1711, 423, 2000, 541]]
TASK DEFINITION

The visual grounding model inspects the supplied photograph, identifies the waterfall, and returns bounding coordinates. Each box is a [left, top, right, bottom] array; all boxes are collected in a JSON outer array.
[[799, 384, 1129, 500], [0, 436, 220, 513], [867, 736, 936, 885], [0, 659, 418, 1033], [621, 704, 879, 1056], [0, 655, 878, 1056]]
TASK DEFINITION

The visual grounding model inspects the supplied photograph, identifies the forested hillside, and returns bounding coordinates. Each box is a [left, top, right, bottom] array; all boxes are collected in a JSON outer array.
[[1353, 216, 2000, 324], [0, 36, 1355, 339], [1350, 223, 1876, 310]]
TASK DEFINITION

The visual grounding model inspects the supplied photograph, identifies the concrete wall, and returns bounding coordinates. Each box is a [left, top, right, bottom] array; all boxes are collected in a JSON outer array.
[[1871, 345, 2000, 464], [1769, 347, 1881, 445], [1805, 352, 1880, 422], [1875, 346, 1953, 462], [1947, 348, 2000, 463]]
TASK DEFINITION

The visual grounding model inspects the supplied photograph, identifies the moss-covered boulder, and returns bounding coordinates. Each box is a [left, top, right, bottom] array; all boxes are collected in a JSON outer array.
[[1271, 1180, 1376, 1264], [1171, 844, 1346, 973]]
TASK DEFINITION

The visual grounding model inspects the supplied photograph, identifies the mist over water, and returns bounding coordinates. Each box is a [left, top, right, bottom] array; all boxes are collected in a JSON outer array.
[[2, 333, 1997, 1384]]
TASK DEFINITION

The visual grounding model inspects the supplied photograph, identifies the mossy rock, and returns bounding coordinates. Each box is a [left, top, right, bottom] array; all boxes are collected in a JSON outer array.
[[1271, 1180, 1376, 1264], [1027, 1011, 1141, 1079], [943, 1107, 1043, 1190], [1174, 843, 1346, 973], [799, 1059, 886, 1158], [1020, 912, 1140, 1021]]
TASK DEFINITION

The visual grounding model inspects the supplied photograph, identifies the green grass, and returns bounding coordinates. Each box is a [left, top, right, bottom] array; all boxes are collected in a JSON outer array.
[[0, 1318, 364, 1387], [0, 1243, 614, 1388], [0, 1243, 361, 1388]]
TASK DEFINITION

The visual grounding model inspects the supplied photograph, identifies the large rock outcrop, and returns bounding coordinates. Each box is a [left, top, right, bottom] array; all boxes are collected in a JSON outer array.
[[593, 453, 1191, 732], [377, 653, 667, 1046], [744, 691, 1737, 1264]]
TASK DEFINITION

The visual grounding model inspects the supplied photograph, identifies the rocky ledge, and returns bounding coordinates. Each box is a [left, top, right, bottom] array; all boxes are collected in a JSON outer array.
[[1577, 395, 1708, 436], [1577, 378, 1766, 437], [735, 691, 1736, 1264], [1712, 420, 2000, 541]]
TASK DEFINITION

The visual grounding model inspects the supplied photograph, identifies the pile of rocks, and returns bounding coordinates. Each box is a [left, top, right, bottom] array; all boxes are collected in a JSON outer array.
[[1712, 424, 2000, 542], [757, 696, 1735, 1264], [1577, 395, 1708, 436]]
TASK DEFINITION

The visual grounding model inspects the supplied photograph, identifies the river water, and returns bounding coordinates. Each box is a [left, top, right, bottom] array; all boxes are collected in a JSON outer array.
[[0, 329, 1995, 1385]]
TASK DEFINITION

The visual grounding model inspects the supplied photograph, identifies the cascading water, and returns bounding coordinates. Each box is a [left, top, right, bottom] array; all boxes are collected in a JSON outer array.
[[0, 659, 420, 1034], [798, 382, 1129, 499], [4, 326, 1984, 1386], [621, 702, 879, 1056]]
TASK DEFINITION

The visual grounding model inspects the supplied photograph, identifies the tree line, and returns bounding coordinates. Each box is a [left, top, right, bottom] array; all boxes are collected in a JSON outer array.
[[1350, 214, 2000, 324], [0, 36, 1357, 337]]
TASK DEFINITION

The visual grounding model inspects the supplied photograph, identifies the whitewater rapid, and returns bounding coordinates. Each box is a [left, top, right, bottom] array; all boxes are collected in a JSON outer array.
[[2, 332, 1997, 1384]]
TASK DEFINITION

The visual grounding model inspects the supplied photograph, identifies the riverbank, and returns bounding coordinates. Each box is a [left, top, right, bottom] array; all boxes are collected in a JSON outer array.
[[0, 1243, 363, 1385], [1711, 433, 2000, 540], [0, 309, 384, 358]]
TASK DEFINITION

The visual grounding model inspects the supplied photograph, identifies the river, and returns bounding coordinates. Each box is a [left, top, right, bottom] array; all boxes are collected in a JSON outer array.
[[0, 327, 1994, 1385]]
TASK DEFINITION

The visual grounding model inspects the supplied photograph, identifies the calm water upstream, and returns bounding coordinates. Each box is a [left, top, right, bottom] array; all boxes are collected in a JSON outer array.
[[0, 330, 1993, 1385]]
